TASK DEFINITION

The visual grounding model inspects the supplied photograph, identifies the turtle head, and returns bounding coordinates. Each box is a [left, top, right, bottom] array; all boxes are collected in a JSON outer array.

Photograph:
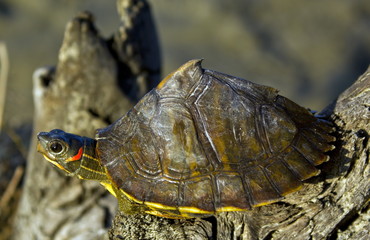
[[37, 129, 89, 175], [37, 129, 108, 182]]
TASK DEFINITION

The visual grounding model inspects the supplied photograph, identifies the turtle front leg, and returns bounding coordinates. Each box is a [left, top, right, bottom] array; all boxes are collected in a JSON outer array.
[[115, 189, 148, 215]]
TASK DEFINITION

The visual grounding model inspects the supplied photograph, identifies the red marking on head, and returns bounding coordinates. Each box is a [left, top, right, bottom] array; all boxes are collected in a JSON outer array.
[[66, 147, 83, 162]]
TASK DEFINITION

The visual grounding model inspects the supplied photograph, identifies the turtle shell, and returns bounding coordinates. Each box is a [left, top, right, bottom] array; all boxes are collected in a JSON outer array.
[[96, 59, 334, 216]]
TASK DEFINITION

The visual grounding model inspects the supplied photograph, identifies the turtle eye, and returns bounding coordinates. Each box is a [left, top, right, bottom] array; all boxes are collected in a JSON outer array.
[[49, 141, 65, 154]]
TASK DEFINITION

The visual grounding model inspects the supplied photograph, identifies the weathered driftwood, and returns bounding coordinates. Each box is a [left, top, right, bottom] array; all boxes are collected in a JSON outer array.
[[107, 65, 370, 240], [13, 0, 160, 239]]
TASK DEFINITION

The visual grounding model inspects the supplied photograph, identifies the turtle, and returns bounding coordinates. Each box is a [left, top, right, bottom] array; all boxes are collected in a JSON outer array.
[[37, 59, 335, 218]]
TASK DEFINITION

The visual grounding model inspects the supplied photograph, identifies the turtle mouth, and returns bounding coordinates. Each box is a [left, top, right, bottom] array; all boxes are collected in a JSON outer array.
[[36, 141, 50, 157], [37, 132, 49, 153], [36, 142, 44, 153], [38, 147, 71, 173]]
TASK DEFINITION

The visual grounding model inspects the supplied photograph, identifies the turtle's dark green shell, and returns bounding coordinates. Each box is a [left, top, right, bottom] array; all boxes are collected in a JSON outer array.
[[96, 60, 334, 216]]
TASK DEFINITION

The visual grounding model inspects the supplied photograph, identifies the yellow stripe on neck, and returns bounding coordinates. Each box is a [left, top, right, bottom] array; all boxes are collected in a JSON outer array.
[[80, 165, 106, 175], [82, 153, 100, 162]]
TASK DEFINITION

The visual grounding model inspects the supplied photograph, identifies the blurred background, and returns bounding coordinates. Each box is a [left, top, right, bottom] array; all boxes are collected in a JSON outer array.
[[1, 0, 370, 130]]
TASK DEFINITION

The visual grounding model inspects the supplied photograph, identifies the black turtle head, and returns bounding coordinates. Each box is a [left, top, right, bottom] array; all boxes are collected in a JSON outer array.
[[37, 129, 86, 175]]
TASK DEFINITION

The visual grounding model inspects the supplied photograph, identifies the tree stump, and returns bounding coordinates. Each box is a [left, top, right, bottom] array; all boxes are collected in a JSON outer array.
[[13, 0, 160, 239]]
